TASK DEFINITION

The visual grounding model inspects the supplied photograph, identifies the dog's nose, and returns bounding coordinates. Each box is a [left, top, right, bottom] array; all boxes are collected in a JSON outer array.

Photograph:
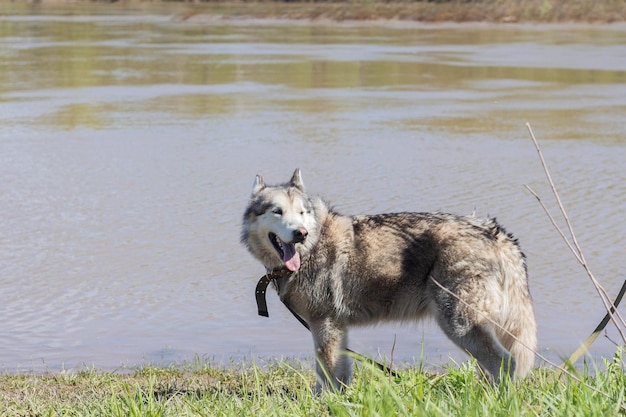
[[293, 227, 308, 243]]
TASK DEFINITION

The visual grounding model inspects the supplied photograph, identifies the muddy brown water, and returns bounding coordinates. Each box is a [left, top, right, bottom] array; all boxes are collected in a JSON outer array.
[[1, 9, 625, 373]]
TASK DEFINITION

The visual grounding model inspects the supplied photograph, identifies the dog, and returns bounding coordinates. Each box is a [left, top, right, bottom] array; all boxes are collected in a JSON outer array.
[[241, 169, 537, 391]]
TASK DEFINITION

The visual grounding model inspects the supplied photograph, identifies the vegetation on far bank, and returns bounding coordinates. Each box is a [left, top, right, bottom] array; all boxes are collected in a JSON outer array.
[[1, 352, 625, 416], [1, 0, 626, 24]]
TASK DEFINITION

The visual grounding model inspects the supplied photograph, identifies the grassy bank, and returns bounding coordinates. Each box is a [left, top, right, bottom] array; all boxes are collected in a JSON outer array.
[[1, 0, 625, 23], [2, 353, 625, 416]]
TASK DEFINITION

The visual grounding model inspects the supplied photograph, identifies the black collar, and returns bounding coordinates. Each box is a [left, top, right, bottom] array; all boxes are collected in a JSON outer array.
[[255, 267, 294, 317]]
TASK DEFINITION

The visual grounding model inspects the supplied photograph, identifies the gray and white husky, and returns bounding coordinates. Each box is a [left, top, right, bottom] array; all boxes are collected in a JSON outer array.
[[241, 169, 537, 391]]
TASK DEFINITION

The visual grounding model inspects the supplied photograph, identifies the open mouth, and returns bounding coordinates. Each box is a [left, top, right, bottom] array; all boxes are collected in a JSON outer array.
[[268, 232, 301, 272]]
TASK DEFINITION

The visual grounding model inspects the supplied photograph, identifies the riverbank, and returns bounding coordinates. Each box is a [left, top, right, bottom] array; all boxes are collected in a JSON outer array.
[[2, 355, 625, 416], [1, 0, 625, 24]]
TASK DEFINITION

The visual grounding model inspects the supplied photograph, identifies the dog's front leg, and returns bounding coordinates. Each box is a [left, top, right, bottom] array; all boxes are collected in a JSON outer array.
[[310, 319, 351, 393]]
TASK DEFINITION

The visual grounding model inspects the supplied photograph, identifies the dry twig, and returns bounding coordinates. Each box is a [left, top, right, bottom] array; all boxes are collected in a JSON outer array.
[[524, 123, 626, 350]]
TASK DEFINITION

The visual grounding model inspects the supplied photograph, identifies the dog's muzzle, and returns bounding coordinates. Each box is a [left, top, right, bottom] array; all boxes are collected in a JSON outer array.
[[268, 227, 307, 272]]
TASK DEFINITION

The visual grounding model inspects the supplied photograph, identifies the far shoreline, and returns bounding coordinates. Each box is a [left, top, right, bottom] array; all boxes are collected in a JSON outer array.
[[1, 0, 625, 25]]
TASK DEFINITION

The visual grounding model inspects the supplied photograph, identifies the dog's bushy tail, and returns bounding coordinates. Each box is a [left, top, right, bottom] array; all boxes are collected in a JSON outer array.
[[496, 244, 538, 378]]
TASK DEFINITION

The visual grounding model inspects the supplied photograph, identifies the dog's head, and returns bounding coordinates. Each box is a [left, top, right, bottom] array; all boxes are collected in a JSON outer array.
[[241, 169, 321, 272]]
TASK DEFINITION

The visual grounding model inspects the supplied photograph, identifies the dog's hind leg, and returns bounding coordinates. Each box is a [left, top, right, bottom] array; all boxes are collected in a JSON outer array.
[[438, 318, 515, 383], [310, 319, 352, 392], [465, 326, 515, 384], [431, 292, 515, 382]]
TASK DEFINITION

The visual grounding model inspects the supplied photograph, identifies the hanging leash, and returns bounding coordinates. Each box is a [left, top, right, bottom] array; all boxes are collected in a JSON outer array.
[[255, 270, 398, 377], [562, 277, 626, 368]]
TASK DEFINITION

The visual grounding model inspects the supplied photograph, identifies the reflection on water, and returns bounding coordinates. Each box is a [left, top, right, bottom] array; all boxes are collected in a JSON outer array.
[[1, 8, 625, 373]]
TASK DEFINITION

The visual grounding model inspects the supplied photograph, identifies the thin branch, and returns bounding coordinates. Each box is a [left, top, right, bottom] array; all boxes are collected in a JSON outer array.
[[526, 123, 583, 259], [525, 183, 626, 335], [389, 334, 397, 381], [525, 123, 626, 345], [523, 184, 582, 264]]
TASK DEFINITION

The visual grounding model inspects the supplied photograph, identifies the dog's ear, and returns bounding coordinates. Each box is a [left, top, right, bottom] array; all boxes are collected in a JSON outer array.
[[290, 168, 305, 191], [251, 174, 265, 196]]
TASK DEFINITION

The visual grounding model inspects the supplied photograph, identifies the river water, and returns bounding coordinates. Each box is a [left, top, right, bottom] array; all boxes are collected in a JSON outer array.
[[1, 7, 625, 373]]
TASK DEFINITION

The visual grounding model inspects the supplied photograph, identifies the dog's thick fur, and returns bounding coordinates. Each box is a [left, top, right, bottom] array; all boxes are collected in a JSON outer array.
[[242, 169, 537, 391]]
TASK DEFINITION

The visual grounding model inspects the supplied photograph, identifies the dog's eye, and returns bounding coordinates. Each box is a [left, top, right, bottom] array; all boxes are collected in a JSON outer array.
[[272, 208, 283, 216]]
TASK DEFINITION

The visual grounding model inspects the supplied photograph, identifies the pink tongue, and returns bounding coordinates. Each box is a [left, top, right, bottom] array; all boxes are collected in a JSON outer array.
[[282, 243, 301, 271]]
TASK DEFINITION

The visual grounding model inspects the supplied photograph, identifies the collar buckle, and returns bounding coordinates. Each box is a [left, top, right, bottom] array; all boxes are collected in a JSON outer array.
[[255, 268, 294, 317]]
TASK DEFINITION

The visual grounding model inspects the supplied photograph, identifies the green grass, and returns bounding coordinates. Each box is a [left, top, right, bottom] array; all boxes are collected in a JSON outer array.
[[1, 352, 624, 417]]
